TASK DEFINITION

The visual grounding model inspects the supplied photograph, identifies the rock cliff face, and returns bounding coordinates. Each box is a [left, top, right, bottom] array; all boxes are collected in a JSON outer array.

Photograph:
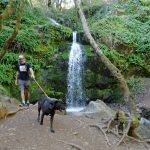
[[37, 44, 121, 103]]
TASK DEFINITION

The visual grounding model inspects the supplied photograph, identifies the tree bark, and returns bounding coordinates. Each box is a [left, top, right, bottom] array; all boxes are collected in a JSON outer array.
[[48, 0, 52, 7], [74, 0, 138, 118], [0, 0, 14, 31], [0, 0, 25, 60], [29, 0, 33, 8], [58, 0, 63, 10]]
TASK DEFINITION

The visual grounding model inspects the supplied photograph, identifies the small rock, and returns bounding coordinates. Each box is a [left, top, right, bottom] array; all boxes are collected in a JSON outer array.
[[72, 132, 79, 135]]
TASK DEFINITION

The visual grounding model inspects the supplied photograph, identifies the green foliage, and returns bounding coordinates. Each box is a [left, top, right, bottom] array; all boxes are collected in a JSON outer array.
[[127, 76, 144, 95], [15, 28, 40, 51], [61, 51, 69, 60], [0, 28, 12, 47], [48, 8, 80, 30], [21, 5, 45, 26], [0, 63, 15, 84], [40, 22, 72, 43], [102, 47, 126, 70], [84, 0, 150, 76], [0, 53, 18, 84], [140, 0, 150, 5], [0, 0, 8, 7]]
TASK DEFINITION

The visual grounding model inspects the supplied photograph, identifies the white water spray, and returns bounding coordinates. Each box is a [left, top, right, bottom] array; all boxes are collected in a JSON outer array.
[[66, 31, 86, 112]]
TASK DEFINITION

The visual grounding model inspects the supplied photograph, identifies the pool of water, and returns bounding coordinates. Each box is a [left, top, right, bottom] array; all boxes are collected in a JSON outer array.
[[66, 107, 85, 113]]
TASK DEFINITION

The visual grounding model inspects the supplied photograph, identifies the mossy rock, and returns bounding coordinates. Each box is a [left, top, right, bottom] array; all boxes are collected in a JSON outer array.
[[0, 94, 21, 120], [0, 102, 8, 119]]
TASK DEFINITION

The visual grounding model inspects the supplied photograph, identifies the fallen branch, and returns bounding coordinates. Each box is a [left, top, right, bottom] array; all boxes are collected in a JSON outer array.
[[58, 140, 84, 150]]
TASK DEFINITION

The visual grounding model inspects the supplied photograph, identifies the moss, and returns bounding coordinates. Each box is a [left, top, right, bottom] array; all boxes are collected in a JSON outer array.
[[61, 51, 69, 60], [140, 0, 150, 5], [84, 45, 94, 57], [0, 102, 8, 119]]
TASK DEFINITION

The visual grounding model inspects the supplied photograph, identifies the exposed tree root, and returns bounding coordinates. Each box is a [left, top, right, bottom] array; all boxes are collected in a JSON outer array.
[[105, 117, 150, 149], [89, 124, 111, 146], [89, 123, 130, 150], [74, 118, 83, 125], [58, 140, 85, 150], [4, 107, 28, 119], [109, 129, 120, 138], [116, 121, 131, 146], [106, 118, 115, 132], [126, 136, 149, 149]]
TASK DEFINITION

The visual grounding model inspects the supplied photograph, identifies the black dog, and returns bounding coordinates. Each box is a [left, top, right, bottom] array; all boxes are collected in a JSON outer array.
[[37, 96, 66, 133]]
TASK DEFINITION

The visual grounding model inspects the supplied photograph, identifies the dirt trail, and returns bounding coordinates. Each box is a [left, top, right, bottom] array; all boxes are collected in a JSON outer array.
[[0, 104, 149, 150]]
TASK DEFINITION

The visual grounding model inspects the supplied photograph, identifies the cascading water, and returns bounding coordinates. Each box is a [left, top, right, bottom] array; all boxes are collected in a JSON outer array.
[[66, 31, 86, 112]]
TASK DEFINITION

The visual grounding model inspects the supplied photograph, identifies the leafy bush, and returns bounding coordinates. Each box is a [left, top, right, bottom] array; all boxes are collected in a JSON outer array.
[[0, 0, 8, 8], [14, 28, 40, 51], [39, 22, 72, 43], [0, 63, 15, 84], [127, 76, 144, 95], [0, 28, 12, 47]]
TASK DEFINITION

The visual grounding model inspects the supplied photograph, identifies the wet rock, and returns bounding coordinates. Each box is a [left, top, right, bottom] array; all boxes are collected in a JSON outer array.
[[81, 99, 115, 118], [136, 118, 150, 139], [137, 103, 150, 120], [140, 107, 150, 120]]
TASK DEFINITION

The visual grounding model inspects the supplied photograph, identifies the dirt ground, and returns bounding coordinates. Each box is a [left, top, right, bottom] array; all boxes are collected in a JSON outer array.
[[0, 104, 149, 150], [0, 78, 150, 150]]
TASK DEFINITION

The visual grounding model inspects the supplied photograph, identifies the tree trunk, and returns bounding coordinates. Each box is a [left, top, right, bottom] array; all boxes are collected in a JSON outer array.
[[0, 0, 25, 60], [0, 0, 14, 31], [74, 0, 138, 118], [48, 0, 52, 7], [58, 0, 63, 10], [29, 0, 33, 8]]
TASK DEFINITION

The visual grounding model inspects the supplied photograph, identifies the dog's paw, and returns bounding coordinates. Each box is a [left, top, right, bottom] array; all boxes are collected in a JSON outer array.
[[50, 129, 55, 133]]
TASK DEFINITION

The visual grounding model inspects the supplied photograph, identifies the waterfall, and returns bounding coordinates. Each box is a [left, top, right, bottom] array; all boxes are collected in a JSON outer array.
[[48, 18, 61, 26], [66, 31, 86, 111]]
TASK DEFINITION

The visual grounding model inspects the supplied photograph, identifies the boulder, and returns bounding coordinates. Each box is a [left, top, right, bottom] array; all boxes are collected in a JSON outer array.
[[0, 94, 20, 120], [81, 100, 115, 118], [136, 118, 150, 139], [140, 107, 150, 120]]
